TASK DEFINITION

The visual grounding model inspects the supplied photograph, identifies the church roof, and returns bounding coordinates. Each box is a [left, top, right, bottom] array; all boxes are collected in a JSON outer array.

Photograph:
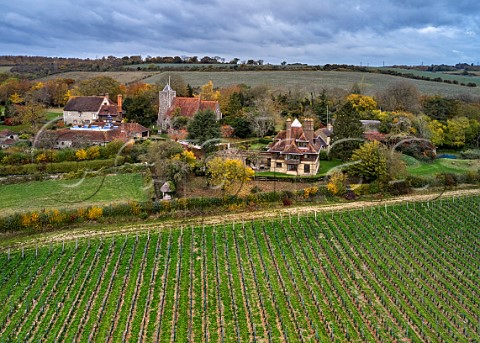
[[166, 97, 219, 118]]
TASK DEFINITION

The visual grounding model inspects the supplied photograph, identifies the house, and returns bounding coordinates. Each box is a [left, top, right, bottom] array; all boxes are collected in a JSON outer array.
[[267, 118, 326, 176], [157, 83, 222, 131], [63, 94, 123, 125]]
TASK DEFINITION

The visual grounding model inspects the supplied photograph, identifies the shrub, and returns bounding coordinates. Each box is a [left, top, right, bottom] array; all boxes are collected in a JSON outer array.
[[460, 149, 480, 160], [75, 149, 88, 161], [327, 171, 347, 196], [87, 207, 103, 220], [303, 186, 319, 199]]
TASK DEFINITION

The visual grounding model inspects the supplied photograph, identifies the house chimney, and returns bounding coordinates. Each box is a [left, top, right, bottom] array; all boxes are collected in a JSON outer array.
[[286, 118, 292, 144], [105, 93, 109, 100], [304, 118, 314, 142], [117, 94, 123, 114]]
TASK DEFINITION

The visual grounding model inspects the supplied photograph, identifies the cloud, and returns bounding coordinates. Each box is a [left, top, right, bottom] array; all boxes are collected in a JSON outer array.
[[0, 0, 478, 65]]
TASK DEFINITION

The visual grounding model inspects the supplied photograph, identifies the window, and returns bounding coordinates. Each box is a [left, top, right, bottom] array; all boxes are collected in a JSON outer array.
[[287, 164, 297, 171], [304, 164, 310, 173], [298, 141, 307, 148], [276, 162, 282, 168]]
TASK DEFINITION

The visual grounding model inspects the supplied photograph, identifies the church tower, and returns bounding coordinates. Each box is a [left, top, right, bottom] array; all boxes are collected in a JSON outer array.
[[157, 80, 176, 130]]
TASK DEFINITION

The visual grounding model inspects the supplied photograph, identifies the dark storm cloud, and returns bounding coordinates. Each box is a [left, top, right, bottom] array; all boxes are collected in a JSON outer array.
[[0, 0, 478, 65]]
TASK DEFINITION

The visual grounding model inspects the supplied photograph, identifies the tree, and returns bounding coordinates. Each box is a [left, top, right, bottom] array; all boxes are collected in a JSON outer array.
[[349, 140, 406, 184], [123, 92, 157, 127], [155, 74, 188, 97], [199, 80, 220, 101], [445, 116, 470, 148], [427, 119, 446, 146], [206, 157, 254, 194], [140, 140, 189, 200], [346, 94, 377, 118], [376, 81, 420, 113], [187, 109, 221, 150], [15, 102, 46, 133], [77, 76, 121, 99], [330, 101, 364, 161], [422, 95, 459, 121]]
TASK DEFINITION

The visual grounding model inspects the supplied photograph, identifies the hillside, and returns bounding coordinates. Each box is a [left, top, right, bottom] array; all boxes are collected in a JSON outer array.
[[36, 70, 480, 96]]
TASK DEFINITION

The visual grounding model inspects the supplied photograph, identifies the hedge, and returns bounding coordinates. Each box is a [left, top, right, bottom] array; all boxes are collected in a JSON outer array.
[[0, 157, 125, 176]]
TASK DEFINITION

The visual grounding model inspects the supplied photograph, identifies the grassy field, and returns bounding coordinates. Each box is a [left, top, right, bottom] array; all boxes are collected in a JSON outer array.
[[406, 157, 480, 176], [0, 66, 12, 73], [38, 71, 157, 84], [34, 70, 480, 97], [0, 196, 477, 342], [0, 173, 149, 214], [144, 70, 480, 96], [374, 67, 480, 85]]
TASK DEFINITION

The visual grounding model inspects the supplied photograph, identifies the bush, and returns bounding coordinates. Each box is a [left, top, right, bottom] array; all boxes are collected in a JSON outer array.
[[460, 149, 480, 160], [406, 175, 433, 188], [388, 180, 411, 195], [319, 149, 332, 161]]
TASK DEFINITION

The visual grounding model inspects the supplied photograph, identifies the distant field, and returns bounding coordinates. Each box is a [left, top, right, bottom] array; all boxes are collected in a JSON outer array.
[[34, 70, 480, 96], [144, 70, 480, 96], [0, 173, 149, 214], [37, 71, 157, 84], [0, 66, 12, 73], [375, 67, 480, 86]]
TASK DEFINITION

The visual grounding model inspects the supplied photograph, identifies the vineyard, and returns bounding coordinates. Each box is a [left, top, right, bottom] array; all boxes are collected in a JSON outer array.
[[0, 196, 479, 342]]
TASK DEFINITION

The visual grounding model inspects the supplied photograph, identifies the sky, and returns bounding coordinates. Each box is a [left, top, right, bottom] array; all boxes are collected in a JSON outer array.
[[1, 0, 479, 66]]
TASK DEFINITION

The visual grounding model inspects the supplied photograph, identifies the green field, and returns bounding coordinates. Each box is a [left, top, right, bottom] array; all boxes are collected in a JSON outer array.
[[375, 67, 480, 86], [406, 157, 480, 176], [35, 70, 480, 97], [0, 173, 149, 214], [0, 196, 478, 342]]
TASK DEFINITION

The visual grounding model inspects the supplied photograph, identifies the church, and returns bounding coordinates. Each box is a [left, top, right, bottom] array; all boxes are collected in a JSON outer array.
[[157, 83, 222, 131]]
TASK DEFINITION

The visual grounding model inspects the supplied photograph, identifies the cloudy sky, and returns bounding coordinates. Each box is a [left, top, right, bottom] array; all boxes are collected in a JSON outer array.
[[1, 0, 479, 66]]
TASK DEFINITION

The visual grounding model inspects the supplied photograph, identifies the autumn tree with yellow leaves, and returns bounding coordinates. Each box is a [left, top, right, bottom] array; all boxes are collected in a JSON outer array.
[[206, 157, 254, 194]]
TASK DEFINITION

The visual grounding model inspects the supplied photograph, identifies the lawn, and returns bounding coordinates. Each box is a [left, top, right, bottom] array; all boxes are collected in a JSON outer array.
[[406, 157, 480, 176], [0, 173, 149, 214]]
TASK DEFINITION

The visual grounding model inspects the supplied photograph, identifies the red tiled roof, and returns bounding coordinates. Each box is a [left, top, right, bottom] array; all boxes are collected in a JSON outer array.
[[121, 122, 149, 134], [166, 97, 219, 118], [268, 128, 319, 154], [39, 128, 127, 145]]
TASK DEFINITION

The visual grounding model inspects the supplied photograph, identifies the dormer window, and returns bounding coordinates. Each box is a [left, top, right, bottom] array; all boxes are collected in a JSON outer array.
[[297, 141, 307, 148]]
